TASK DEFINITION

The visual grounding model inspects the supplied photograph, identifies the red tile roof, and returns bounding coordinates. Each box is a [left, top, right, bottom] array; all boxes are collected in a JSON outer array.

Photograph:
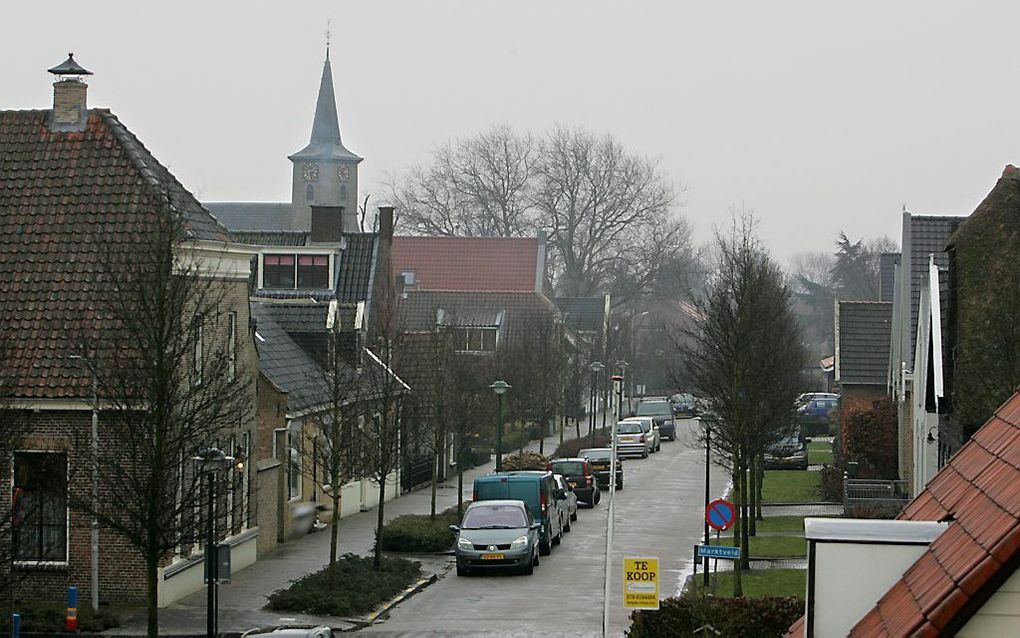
[[787, 391, 1020, 637], [391, 236, 539, 292], [0, 109, 229, 399]]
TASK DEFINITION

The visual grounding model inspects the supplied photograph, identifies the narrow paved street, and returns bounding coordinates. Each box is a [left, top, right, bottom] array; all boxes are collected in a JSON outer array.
[[363, 417, 728, 637]]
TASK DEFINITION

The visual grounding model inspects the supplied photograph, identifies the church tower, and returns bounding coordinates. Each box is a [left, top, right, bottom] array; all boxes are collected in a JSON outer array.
[[288, 51, 362, 232]]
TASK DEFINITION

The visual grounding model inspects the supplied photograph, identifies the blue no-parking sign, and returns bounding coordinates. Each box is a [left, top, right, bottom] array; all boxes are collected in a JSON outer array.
[[705, 498, 736, 531]]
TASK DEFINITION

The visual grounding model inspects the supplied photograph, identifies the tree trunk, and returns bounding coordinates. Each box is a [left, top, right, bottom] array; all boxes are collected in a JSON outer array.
[[374, 477, 387, 569], [539, 416, 545, 455], [456, 428, 465, 517], [575, 417, 580, 439], [740, 462, 751, 570], [146, 553, 159, 638], [330, 489, 342, 564], [430, 447, 438, 520], [748, 457, 758, 536], [731, 461, 743, 597], [755, 455, 764, 521]]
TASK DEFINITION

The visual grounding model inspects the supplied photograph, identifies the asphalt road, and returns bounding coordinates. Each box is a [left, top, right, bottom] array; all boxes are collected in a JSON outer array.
[[362, 417, 729, 637]]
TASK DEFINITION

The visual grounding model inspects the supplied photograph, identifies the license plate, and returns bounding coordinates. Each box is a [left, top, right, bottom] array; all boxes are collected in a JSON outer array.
[[569, 481, 579, 488], [593, 464, 608, 471], [622, 436, 635, 442], [481, 553, 504, 560]]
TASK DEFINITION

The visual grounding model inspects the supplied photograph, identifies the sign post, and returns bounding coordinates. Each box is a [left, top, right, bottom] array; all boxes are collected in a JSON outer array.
[[704, 499, 737, 594], [622, 557, 660, 610]]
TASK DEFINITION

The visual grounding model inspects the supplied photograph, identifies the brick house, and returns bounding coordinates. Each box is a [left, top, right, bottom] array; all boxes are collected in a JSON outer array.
[[0, 56, 259, 608]]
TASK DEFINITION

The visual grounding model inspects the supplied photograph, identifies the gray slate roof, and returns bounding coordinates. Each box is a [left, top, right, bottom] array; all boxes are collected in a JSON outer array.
[[336, 233, 378, 304], [908, 216, 966, 363], [205, 202, 296, 231], [552, 296, 607, 332], [252, 304, 328, 414], [231, 230, 310, 246], [256, 302, 329, 334], [838, 301, 893, 386], [879, 253, 900, 303]]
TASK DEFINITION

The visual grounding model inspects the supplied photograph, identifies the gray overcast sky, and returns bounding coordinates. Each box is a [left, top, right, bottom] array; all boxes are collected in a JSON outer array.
[[4, 1, 1018, 264]]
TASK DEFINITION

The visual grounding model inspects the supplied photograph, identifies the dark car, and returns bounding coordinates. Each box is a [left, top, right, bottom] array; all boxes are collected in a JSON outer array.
[[548, 457, 600, 507], [637, 399, 677, 441], [578, 447, 624, 490], [798, 397, 838, 419], [764, 432, 808, 470]]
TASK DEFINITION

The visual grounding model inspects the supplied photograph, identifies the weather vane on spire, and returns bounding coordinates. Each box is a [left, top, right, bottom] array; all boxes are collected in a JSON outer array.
[[325, 19, 332, 61]]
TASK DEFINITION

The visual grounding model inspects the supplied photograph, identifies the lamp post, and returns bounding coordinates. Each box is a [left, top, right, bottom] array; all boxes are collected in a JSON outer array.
[[703, 416, 712, 588], [489, 381, 511, 472], [192, 447, 237, 638], [615, 361, 629, 419], [588, 361, 604, 446], [69, 355, 100, 612]]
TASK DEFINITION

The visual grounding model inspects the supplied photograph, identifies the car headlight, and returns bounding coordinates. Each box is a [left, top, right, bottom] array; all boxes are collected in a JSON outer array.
[[510, 535, 529, 550], [457, 537, 473, 550]]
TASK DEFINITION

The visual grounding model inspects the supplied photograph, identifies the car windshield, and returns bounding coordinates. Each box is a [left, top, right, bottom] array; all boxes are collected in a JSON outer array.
[[580, 449, 611, 462], [461, 504, 528, 529], [637, 402, 671, 416], [551, 461, 584, 475], [617, 423, 642, 434]]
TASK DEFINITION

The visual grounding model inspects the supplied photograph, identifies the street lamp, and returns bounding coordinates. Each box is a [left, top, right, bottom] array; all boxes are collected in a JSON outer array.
[[191, 447, 236, 638], [489, 381, 511, 472], [68, 354, 100, 612], [615, 361, 629, 419], [588, 361, 604, 446]]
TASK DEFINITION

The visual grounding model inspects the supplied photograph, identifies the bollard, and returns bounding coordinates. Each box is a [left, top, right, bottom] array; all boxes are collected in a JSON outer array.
[[12, 612, 20, 638], [65, 585, 78, 632]]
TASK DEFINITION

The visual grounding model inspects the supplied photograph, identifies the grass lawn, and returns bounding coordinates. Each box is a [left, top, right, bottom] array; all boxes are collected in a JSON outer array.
[[756, 515, 806, 533], [762, 469, 821, 503], [691, 568, 807, 599], [709, 534, 806, 557], [808, 440, 833, 465]]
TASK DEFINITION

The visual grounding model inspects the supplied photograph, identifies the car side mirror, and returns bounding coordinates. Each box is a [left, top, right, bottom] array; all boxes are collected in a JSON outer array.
[[530, 522, 541, 531], [448, 524, 459, 533]]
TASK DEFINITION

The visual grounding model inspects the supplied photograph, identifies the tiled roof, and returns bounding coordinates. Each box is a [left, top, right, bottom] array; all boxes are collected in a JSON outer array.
[[907, 215, 965, 364], [879, 252, 899, 303], [205, 202, 296, 231], [400, 291, 559, 344], [231, 230, 309, 246], [552, 296, 607, 332], [255, 302, 329, 334], [392, 236, 539, 292], [336, 233, 378, 304], [251, 305, 328, 414], [0, 109, 229, 399], [837, 301, 893, 385], [842, 391, 1020, 636]]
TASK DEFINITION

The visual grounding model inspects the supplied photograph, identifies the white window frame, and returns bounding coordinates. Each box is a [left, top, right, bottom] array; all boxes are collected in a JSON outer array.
[[454, 326, 499, 354], [194, 324, 204, 385]]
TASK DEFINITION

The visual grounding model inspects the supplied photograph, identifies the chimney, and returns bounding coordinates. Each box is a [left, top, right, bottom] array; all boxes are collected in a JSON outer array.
[[48, 53, 92, 132], [310, 205, 344, 243], [377, 205, 394, 242], [535, 229, 548, 293]]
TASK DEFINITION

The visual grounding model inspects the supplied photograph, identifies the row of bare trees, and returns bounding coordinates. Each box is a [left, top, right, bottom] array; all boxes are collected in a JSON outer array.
[[389, 125, 697, 309], [675, 213, 807, 597]]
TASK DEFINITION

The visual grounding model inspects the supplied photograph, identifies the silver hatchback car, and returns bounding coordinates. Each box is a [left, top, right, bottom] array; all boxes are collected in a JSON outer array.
[[450, 500, 541, 576]]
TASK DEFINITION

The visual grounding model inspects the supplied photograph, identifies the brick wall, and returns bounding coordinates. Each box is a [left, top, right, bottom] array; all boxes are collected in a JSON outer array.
[[255, 459, 281, 557]]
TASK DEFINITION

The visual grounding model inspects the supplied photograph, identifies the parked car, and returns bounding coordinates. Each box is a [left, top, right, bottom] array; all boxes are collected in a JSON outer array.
[[553, 474, 578, 529], [578, 447, 624, 490], [637, 399, 677, 440], [798, 397, 838, 419], [473, 471, 564, 555], [670, 392, 698, 418], [796, 392, 839, 407], [548, 457, 600, 507], [616, 421, 649, 458], [764, 431, 809, 470], [627, 416, 660, 453], [450, 500, 541, 576], [242, 628, 334, 638]]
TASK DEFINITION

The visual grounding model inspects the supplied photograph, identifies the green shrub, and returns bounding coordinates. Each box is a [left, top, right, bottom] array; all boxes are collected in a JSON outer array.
[[501, 428, 530, 452], [501, 451, 548, 471], [13, 603, 120, 633], [266, 553, 421, 617], [552, 433, 610, 459], [628, 594, 803, 638], [820, 465, 844, 502], [379, 512, 457, 552]]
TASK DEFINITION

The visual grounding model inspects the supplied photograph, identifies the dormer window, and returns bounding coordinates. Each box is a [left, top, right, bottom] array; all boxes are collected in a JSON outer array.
[[262, 253, 331, 290], [455, 327, 498, 353]]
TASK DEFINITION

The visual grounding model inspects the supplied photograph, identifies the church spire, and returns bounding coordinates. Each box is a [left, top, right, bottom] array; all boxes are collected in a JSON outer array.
[[288, 56, 361, 163]]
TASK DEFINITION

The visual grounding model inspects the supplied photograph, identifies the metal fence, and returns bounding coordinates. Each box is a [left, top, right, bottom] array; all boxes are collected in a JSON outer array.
[[843, 478, 910, 517]]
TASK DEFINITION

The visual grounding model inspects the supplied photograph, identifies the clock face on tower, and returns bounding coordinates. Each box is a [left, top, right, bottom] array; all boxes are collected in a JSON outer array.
[[338, 164, 351, 184], [302, 163, 319, 183]]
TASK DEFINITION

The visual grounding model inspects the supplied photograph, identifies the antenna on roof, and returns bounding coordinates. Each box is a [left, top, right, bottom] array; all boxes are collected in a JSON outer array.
[[325, 19, 332, 61]]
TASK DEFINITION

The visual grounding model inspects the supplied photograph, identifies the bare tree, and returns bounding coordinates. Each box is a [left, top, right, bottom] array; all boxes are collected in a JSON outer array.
[[500, 315, 567, 456], [390, 124, 539, 238], [674, 212, 805, 596], [71, 199, 254, 637]]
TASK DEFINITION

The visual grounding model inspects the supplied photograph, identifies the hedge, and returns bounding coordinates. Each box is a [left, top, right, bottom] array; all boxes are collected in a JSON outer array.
[[266, 553, 421, 617], [501, 451, 548, 471], [379, 503, 466, 553], [627, 594, 803, 638], [8, 604, 120, 634], [552, 432, 610, 459]]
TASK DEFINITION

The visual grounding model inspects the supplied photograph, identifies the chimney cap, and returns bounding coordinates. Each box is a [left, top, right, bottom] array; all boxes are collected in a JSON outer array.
[[48, 53, 93, 77]]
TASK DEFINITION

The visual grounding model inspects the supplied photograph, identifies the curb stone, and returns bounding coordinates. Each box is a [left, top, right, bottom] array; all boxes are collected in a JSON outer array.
[[336, 573, 438, 630]]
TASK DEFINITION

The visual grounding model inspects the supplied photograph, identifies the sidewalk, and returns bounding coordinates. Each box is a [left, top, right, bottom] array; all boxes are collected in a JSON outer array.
[[109, 413, 610, 636]]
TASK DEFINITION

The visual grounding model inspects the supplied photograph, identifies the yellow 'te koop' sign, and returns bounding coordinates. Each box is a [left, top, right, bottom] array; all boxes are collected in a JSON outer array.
[[623, 556, 660, 609]]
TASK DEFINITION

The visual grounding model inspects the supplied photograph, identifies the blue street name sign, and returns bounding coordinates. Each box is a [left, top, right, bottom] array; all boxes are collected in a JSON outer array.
[[696, 544, 741, 560]]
